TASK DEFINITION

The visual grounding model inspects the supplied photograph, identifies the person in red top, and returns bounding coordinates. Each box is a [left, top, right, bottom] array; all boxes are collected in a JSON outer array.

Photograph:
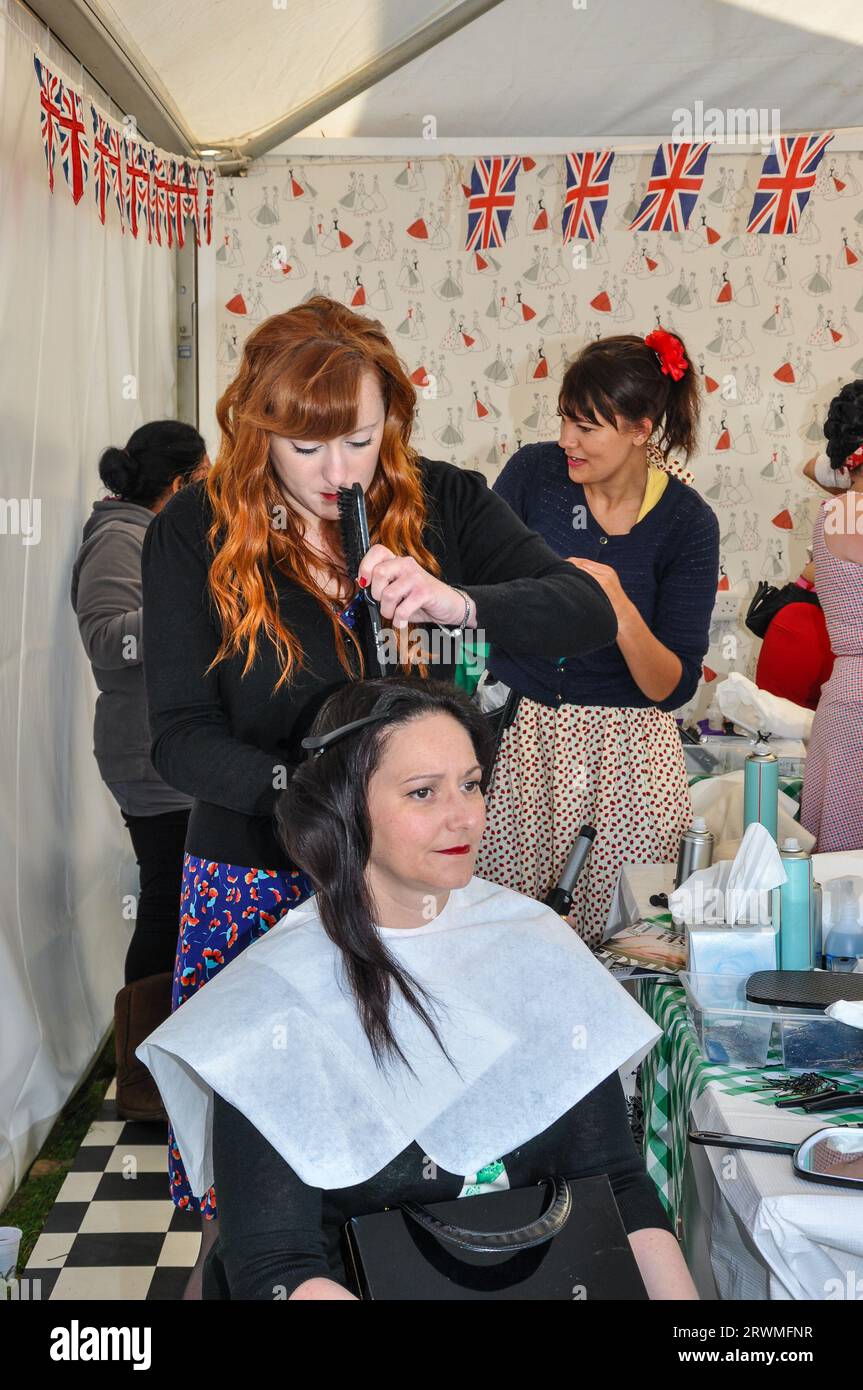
[[755, 559, 835, 710]]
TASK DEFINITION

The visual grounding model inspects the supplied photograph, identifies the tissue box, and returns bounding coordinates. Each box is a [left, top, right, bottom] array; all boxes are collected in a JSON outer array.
[[686, 923, 778, 976]]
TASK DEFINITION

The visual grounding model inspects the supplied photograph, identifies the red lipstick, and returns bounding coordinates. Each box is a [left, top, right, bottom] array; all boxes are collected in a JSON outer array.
[[436, 845, 471, 855]]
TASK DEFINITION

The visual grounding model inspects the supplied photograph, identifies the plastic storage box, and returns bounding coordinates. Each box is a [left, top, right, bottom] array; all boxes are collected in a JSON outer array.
[[679, 971, 863, 1070]]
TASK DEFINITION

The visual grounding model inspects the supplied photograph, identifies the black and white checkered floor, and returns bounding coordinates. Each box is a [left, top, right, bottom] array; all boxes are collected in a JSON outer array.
[[24, 1081, 198, 1300]]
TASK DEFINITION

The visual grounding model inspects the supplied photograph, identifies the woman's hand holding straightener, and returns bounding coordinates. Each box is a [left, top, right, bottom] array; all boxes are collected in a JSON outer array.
[[357, 544, 475, 631]]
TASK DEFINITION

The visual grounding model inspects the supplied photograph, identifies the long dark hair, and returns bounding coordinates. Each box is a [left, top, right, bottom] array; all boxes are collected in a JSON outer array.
[[274, 678, 495, 1071], [558, 332, 700, 459], [824, 379, 863, 472], [98, 420, 206, 506]]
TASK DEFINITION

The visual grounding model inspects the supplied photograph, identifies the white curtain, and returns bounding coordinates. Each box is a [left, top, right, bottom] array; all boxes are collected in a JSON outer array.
[[0, 0, 178, 1210]]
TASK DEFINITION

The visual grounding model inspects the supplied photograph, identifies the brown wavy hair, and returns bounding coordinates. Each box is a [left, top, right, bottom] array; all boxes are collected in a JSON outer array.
[[203, 296, 442, 691]]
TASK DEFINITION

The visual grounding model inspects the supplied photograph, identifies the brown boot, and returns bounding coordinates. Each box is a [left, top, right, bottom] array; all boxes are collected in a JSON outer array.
[[114, 972, 173, 1123]]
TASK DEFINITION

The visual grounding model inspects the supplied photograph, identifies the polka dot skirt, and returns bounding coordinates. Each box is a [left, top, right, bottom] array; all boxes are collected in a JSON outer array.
[[475, 697, 694, 947]]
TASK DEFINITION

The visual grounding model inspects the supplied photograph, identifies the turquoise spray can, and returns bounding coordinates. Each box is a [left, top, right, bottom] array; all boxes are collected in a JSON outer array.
[[744, 743, 779, 843], [776, 837, 814, 971]]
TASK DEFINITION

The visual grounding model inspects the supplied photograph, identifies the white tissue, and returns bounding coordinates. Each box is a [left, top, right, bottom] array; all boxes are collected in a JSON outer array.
[[669, 821, 787, 926], [825, 1000, 863, 1030], [715, 671, 814, 743]]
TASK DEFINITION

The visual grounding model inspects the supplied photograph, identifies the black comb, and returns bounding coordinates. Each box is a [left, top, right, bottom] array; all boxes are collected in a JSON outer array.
[[336, 482, 387, 676]]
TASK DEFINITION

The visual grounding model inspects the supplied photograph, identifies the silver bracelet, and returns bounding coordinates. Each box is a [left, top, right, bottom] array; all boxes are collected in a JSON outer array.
[[437, 587, 471, 638]]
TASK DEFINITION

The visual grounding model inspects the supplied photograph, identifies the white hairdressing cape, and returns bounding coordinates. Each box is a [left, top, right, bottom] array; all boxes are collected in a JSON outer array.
[[137, 876, 660, 1194]]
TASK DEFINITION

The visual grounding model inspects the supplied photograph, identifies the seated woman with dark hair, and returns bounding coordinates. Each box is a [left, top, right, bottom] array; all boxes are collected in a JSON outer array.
[[138, 679, 697, 1301]]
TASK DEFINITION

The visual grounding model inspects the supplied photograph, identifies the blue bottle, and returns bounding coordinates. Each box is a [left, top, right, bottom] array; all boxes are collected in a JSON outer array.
[[743, 744, 779, 843], [777, 838, 813, 971]]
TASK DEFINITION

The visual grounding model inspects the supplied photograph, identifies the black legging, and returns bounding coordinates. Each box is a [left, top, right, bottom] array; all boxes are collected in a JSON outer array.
[[120, 808, 190, 984]]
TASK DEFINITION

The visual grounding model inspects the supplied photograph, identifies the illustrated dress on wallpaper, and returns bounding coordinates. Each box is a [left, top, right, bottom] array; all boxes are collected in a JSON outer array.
[[312, 214, 338, 256], [705, 466, 724, 502], [736, 268, 759, 307], [434, 408, 465, 447], [225, 278, 248, 316], [765, 247, 791, 287], [376, 221, 397, 260], [536, 296, 560, 331], [352, 223, 377, 262], [715, 263, 734, 303], [250, 187, 280, 227], [484, 345, 512, 385], [433, 261, 463, 301], [500, 284, 536, 326], [217, 183, 241, 220], [772, 490, 794, 531], [735, 419, 757, 456], [406, 201, 429, 240], [396, 249, 422, 291], [450, 314, 478, 354], [685, 204, 720, 250], [801, 255, 833, 296], [773, 341, 796, 384], [368, 273, 392, 311], [838, 229, 859, 268], [285, 167, 309, 201], [331, 212, 353, 249]]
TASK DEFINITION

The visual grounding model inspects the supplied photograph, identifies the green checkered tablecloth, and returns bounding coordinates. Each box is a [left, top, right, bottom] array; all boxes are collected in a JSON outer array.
[[635, 978, 863, 1226]]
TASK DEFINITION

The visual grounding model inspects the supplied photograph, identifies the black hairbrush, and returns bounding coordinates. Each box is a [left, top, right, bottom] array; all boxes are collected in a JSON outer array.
[[336, 482, 387, 676]]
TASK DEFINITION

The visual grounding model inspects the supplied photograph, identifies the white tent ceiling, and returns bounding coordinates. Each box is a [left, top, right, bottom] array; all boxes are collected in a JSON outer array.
[[44, 0, 863, 156]]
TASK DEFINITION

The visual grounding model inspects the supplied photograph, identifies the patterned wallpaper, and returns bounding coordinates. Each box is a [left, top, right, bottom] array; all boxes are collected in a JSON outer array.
[[213, 150, 863, 721]]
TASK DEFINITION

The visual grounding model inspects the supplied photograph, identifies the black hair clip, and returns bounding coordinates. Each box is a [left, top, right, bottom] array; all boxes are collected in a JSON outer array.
[[300, 712, 392, 758]]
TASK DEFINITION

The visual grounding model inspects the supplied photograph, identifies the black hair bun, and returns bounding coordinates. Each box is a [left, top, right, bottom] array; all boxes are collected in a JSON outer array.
[[824, 379, 863, 469], [98, 445, 139, 498]]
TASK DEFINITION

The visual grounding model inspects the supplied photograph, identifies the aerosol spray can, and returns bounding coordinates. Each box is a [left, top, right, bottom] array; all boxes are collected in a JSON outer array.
[[674, 817, 715, 889], [743, 742, 779, 843], [544, 826, 596, 917], [776, 837, 813, 971]]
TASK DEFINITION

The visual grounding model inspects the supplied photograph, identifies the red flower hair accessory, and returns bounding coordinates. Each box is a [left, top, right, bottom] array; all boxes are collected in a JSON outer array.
[[645, 327, 689, 382], [845, 443, 863, 471]]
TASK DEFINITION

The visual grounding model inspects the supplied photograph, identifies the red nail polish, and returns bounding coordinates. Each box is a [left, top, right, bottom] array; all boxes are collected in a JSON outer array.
[[358, 576, 367, 588]]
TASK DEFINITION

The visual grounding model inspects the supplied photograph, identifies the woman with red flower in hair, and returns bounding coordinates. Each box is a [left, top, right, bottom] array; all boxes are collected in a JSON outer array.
[[477, 330, 721, 946]]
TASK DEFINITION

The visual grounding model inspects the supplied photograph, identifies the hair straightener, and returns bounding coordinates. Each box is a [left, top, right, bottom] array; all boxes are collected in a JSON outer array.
[[336, 482, 388, 677]]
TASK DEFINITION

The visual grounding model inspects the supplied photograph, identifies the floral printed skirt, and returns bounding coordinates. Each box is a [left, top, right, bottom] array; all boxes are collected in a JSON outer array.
[[475, 698, 693, 948], [166, 853, 314, 1218]]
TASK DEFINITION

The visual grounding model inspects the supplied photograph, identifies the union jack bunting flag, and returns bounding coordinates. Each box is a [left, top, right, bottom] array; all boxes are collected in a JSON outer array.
[[562, 150, 615, 243], [33, 53, 89, 203], [200, 166, 215, 246], [123, 136, 152, 241], [165, 159, 185, 248], [91, 107, 124, 228], [746, 132, 834, 234], [465, 156, 522, 252], [178, 160, 201, 245], [33, 54, 61, 192], [629, 142, 711, 233], [150, 149, 169, 247]]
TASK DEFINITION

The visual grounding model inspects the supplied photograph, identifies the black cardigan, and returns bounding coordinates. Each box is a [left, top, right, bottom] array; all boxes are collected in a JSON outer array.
[[140, 458, 616, 869], [208, 1072, 672, 1300]]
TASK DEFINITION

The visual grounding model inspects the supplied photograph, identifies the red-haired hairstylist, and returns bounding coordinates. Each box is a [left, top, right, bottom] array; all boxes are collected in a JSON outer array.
[[477, 330, 720, 946], [139, 297, 616, 1296]]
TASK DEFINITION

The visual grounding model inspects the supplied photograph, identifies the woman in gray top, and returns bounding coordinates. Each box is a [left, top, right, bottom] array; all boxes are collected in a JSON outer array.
[[70, 420, 209, 1119]]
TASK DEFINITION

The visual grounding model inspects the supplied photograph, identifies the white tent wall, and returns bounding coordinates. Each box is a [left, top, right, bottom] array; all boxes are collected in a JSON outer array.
[[206, 147, 863, 722], [0, 0, 177, 1210]]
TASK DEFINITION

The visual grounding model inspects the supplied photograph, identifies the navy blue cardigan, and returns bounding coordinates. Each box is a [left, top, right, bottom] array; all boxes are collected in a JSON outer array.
[[488, 442, 720, 712]]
